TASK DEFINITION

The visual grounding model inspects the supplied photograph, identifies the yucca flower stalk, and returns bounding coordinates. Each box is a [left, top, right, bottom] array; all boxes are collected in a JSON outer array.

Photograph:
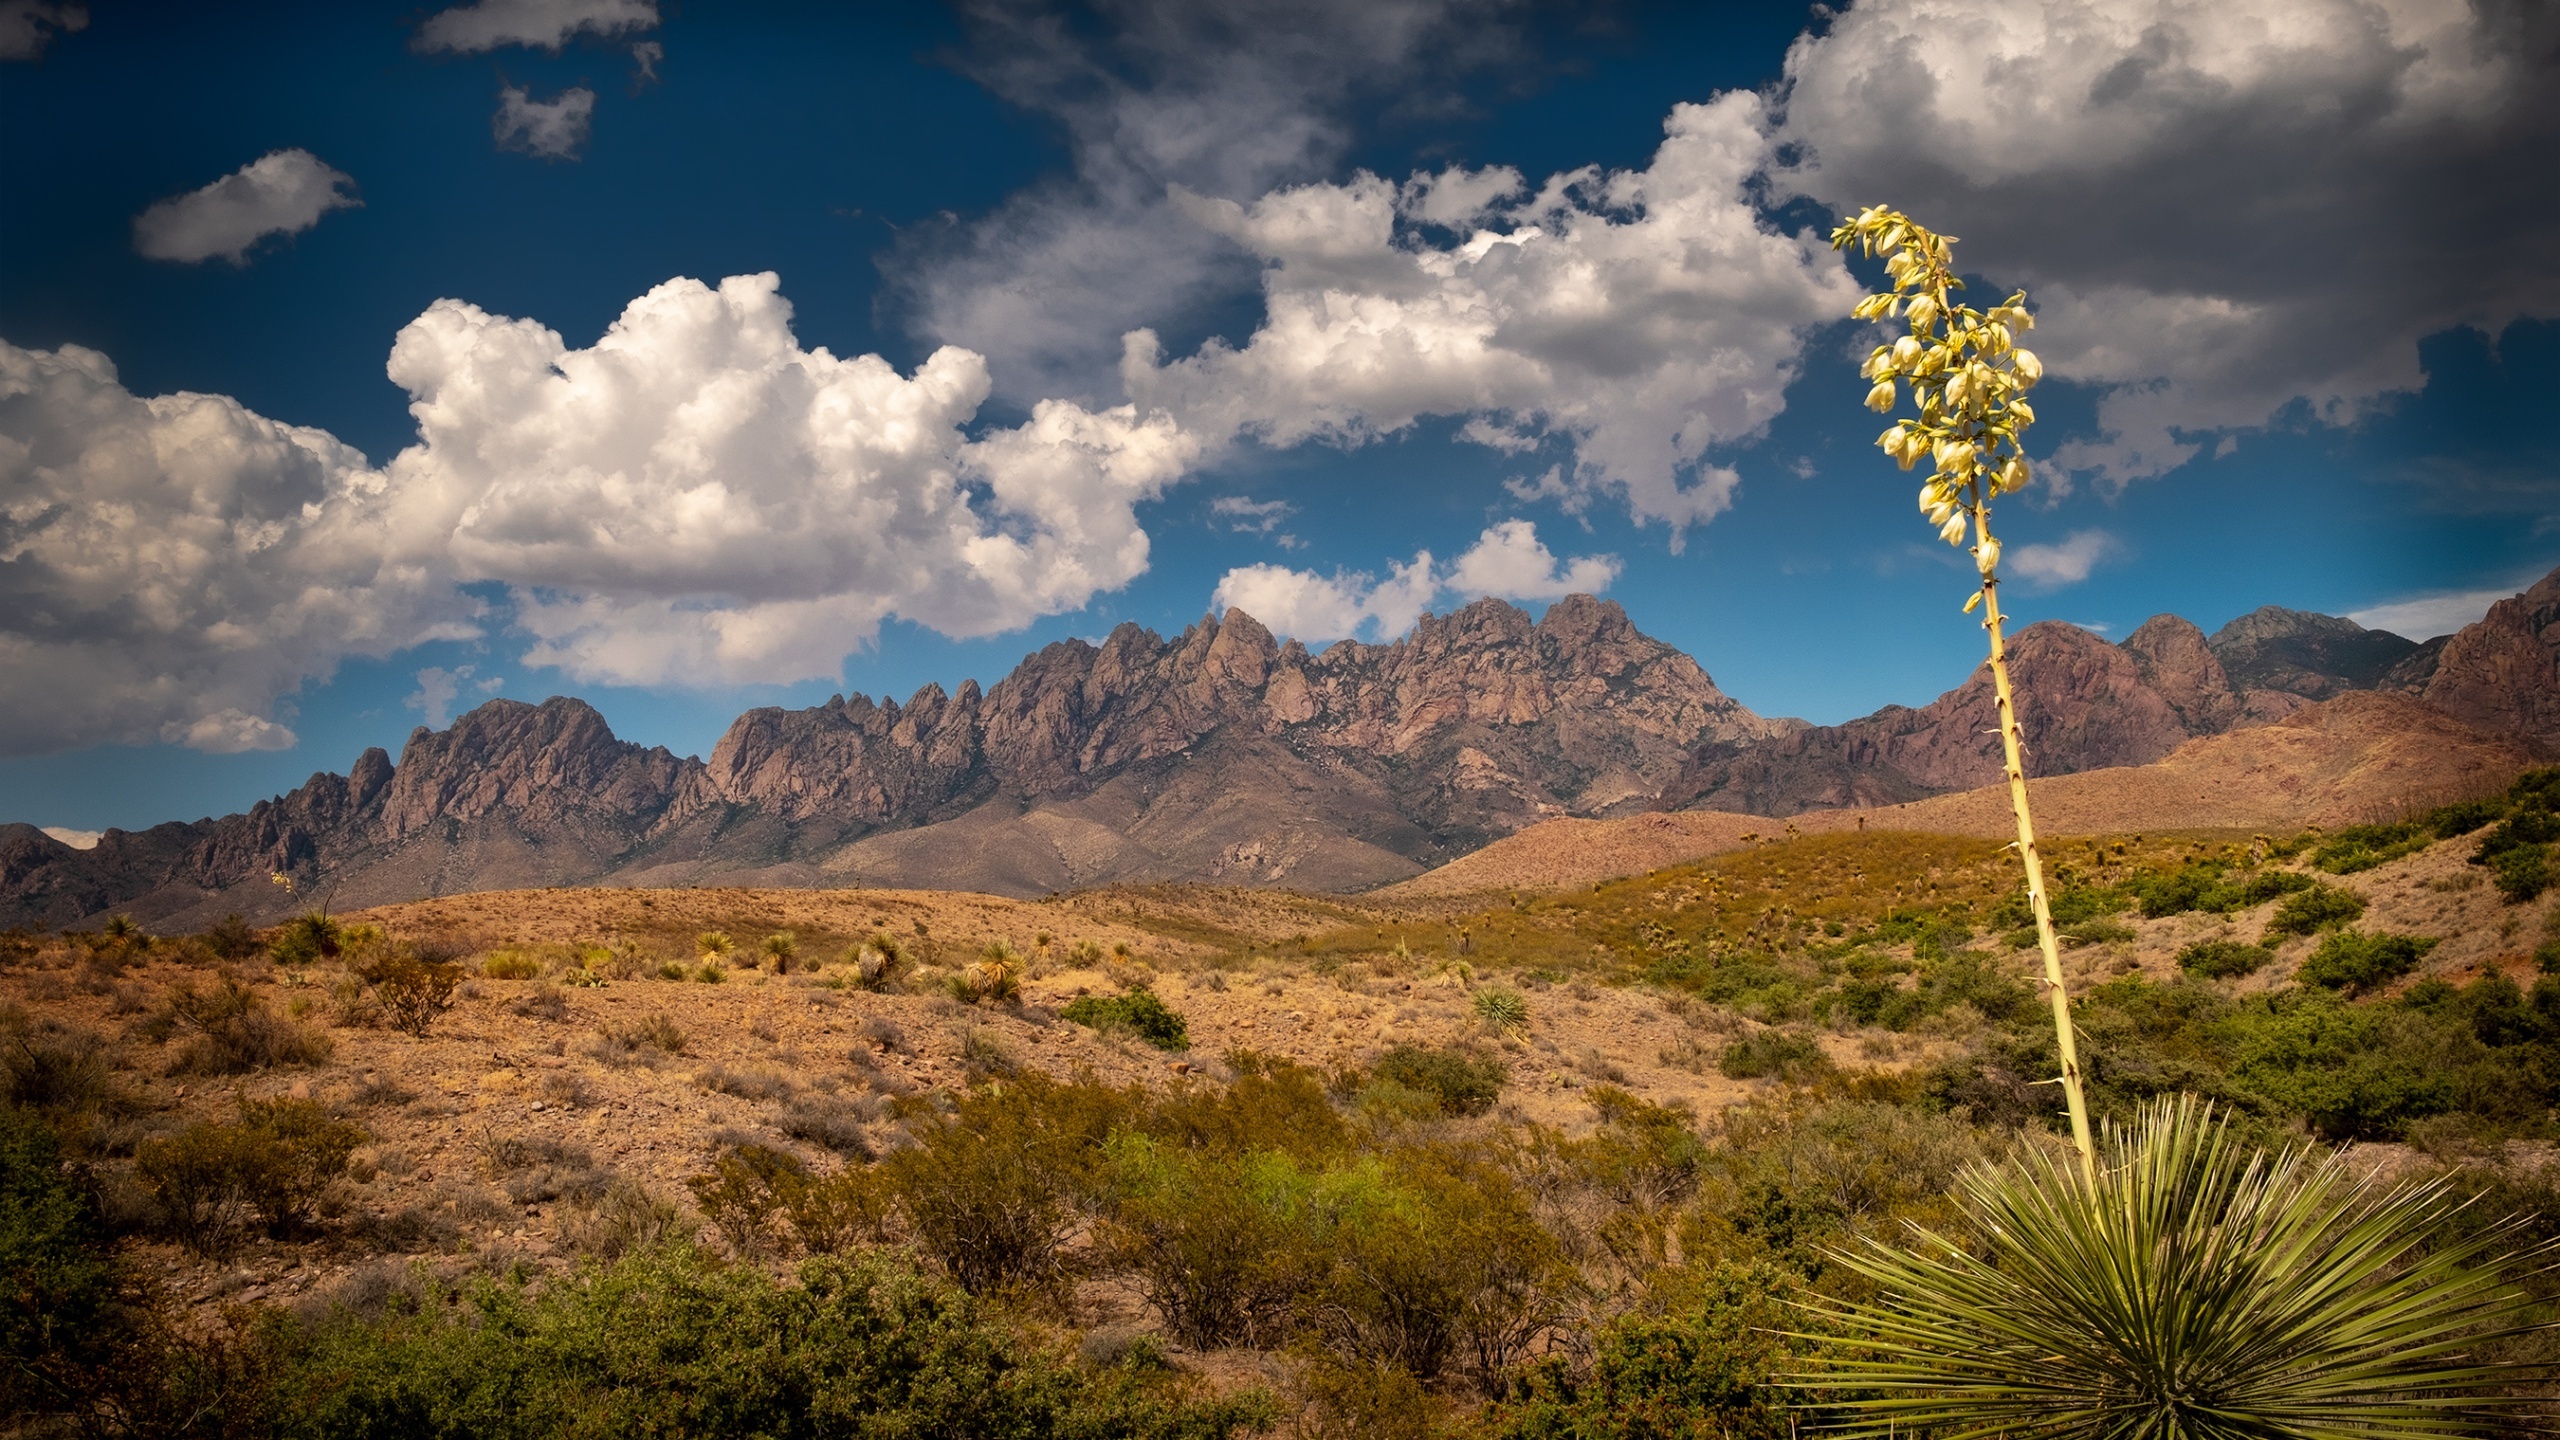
[[1796, 1096, 2556, 1437], [1828, 206, 2093, 1178]]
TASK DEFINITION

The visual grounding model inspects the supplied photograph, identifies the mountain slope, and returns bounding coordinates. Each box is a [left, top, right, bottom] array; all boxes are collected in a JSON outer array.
[[1, 597, 1778, 925]]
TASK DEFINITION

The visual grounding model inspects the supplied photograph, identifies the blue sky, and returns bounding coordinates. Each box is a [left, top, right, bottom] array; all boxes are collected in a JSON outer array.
[[4, 0, 2553, 836]]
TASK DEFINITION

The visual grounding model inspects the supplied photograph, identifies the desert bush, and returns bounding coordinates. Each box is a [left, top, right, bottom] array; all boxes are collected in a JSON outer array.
[[1367, 1043, 1506, 1117], [1060, 988, 1189, 1049], [695, 930, 735, 962], [595, 1012, 687, 1061], [879, 1073, 1131, 1295], [1473, 985, 1531, 1033], [2493, 844, 2552, 903], [200, 912, 262, 963], [2127, 861, 2314, 918], [781, 1092, 877, 1157], [268, 910, 342, 965], [140, 974, 332, 1075], [2297, 929, 2441, 996], [2, 1009, 126, 1121], [480, 1132, 609, 1207], [1719, 1029, 1834, 1083], [137, 1099, 365, 1254], [960, 1027, 1020, 1081], [687, 1143, 808, 1259], [697, 1064, 795, 1103], [0, 1104, 137, 1428], [480, 950, 541, 980], [949, 942, 1023, 1004], [509, 983, 571, 1022], [358, 949, 463, 1036], [275, 1243, 1273, 1439], [2265, 881, 2367, 937], [2311, 821, 2437, 875], [556, 1180, 687, 1262], [1095, 1138, 1310, 1348], [2177, 938, 2273, 979], [1477, 1260, 1796, 1440]]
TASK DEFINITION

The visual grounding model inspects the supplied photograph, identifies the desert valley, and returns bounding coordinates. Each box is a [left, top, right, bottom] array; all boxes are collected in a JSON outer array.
[[7, 567, 2560, 1435]]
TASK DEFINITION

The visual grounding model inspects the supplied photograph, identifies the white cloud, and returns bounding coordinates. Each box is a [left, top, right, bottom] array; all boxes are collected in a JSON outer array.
[[630, 38, 661, 84], [2347, 584, 2517, 641], [164, 708, 298, 753], [2006, 529, 2122, 587], [1770, 0, 2560, 492], [493, 85, 595, 159], [1444, 519, 1621, 600], [415, 0, 655, 53], [1211, 495, 1295, 534], [891, 0, 1530, 405], [376, 272, 1197, 686], [0, 271, 1203, 753], [41, 827, 100, 849], [131, 150, 360, 266], [0, 0, 83, 60], [1123, 94, 1861, 546], [1211, 520, 1617, 642], [0, 340, 476, 758]]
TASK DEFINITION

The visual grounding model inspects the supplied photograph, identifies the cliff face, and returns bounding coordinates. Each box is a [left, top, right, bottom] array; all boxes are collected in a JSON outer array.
[[1, 598, 1777, 922], [2417, 569, 2560, 752]]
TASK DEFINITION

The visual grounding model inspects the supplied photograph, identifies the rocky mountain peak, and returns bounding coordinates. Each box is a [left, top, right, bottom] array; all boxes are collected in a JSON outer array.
[[2208, 604, 2423, 698]]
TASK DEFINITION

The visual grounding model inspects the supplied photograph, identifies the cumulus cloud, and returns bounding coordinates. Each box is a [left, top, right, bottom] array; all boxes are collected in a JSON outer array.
[[0, 272, 1201, 753], [1124, 95, 1861, 543], [0, 0, 83, 60], [2006, 529, 2122, 587], [374, 272, 1196, 686], [40, 827, 101, 849], [892, 0, 1528, 404], [0, 341, 477, 758], [2347, 583, 2518, 641], [493, 84, 595, 159], [415, 0, 656, 53], [132, 150, 360, 266], [1211, 520, 1618, 642], [1770, 0, 2560, 492]]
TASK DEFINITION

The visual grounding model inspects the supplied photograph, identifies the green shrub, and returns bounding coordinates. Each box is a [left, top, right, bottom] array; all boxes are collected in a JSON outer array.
[[2265, 882, 2366, 937], [2311, 822, 2434, 875], [1718, 1030, 1833, 1083], [880, 1074, 1132, 1295], [2492, 844, 2552, 903], [2297, 930, 2440, 996], [1476, 1260, 1795, 1440], [140, 975, 331, 1075], [2176, 939, 2273, 979], [136, 1099, 365, 1254], [2062, 918, 2136, 946], [685, 1144, 807, 1259], [2128, 862, 2314, 917], [0, 1106, 123, 1421], [1368, 1044, 1506, 1117], [275, 1244, 1273, 1440], [2428, 797, 2506, 838], [1060, 988, 1189, 1050], [481, 950, 541, 979], [357, 950, 463, 1036]]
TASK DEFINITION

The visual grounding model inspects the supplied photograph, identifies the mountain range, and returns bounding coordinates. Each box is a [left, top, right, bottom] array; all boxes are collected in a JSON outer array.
[[6, 569, 2555, 928]]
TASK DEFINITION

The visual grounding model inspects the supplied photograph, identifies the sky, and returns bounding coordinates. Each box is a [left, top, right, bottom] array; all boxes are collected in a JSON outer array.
[[4, 0, 2556, 840]]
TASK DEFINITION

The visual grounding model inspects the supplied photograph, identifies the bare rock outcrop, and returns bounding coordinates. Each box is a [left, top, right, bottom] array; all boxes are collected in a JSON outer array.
[[2418, 568, 2560, 752], [2208, 606, 2427, 699]]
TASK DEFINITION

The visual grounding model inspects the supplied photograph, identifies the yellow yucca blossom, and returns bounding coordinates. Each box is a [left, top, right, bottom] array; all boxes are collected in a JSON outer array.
[[1830, 204, 2092, 1182]]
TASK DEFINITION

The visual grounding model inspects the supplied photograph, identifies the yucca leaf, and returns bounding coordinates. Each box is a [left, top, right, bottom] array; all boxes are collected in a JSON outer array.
[[1789, 1095, 2557, 1438]]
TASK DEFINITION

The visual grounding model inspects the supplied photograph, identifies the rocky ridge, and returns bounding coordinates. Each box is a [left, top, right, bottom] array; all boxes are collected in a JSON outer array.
[[2, 597, 1778, 926], [9, 567, 2556, 928]]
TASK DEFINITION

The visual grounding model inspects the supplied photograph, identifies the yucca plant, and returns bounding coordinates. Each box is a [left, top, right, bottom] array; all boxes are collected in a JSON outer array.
[[1797, 1095, 2555, 1437], [1830, 205, 2092, 1174]]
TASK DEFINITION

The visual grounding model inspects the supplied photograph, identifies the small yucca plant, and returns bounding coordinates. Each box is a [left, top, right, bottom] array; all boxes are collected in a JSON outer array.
[[1798, 1095, 2555, 1438]]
